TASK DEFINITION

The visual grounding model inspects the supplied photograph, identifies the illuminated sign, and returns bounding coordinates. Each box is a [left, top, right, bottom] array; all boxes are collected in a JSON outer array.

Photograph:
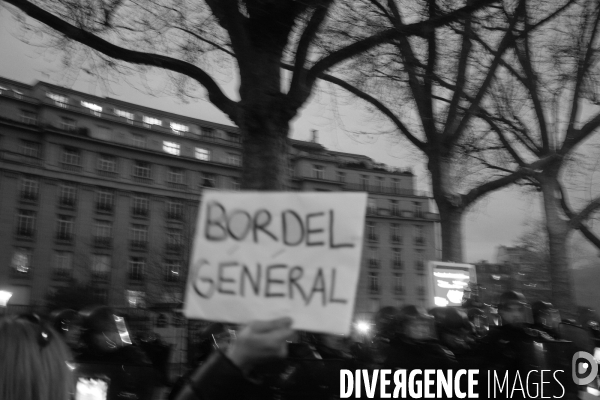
[[428, 262, 476, 308]]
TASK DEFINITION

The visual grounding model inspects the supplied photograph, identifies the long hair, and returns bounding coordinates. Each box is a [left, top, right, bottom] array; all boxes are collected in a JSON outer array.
[[0, 315, 74, 400]]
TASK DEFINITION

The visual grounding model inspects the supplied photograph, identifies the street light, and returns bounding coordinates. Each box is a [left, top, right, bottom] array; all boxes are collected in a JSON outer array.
[[356, 321, 370, 334], [0, 290, 13, 316]]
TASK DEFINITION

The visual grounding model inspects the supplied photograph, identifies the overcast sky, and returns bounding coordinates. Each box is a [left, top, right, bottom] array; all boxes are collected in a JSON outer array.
[[0, 6, 545, 263]]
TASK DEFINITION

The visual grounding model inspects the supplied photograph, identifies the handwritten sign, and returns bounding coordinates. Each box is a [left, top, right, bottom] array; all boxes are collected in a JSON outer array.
[[183, 191, 367, 335]]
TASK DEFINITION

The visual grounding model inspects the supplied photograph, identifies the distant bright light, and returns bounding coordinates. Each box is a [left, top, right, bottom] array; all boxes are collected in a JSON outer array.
[[447, 290, 464, 304], [435, 297, 449, 307], [0, 290, 13, 307], [81, 101, 102, 113], [434, 272, 469, 279], [143, 116, 162, 126], [356, 321, 370, 333], [492, 274, 501, 280], [587, 387, 600, 396]]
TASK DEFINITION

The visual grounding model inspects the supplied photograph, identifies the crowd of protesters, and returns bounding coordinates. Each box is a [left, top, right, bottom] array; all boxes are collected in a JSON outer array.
[[1, 291, 600, 400]]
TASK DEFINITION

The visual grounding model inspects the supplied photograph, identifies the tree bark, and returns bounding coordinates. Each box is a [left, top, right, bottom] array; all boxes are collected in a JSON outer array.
[[538, 170, 577, 317], [437, 200, 465, 263]]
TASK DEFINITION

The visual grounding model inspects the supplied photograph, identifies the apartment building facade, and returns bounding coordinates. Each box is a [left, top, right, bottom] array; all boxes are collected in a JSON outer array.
[[0, 76, 439, 321]]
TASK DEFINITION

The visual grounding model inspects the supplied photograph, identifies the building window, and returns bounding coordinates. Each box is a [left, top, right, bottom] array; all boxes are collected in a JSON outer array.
[[415, 249, 425, 270], [230, 178, 241, 191], [126, 290, 146, 307], [60, 117, 76, 131], [165, 260, 182, 282], [170, 122, 189, 134], [133, 161, 152, 179], [97, 154, 117, 173], [337, 171, 346, 183], [143, 116, 162, 128], [128, 257, 145, 281], [61, 147, 81, 166], [368, 248, 379, 268], [11, 248, 32, 277], [360, 175, 369, 190], [369, 298, 380, 313], [163, 141, 181, 156], [132, 134, 146, 148], [115, 109, 134, 123], [16, 210, 35, 237], [393, 249, 402, 269], [94, 220, 112, 247], [20, 177, 38, 202], [368, 272, 379, 293], [367, 198, 377, 214], [132, 194, 150, 217], [201, 173, 217, 188], [377, 177, 384, 192], [313, 165, 325, 179], [166, 229, 183, 252], [91, 255, 111, 281], [167, 167, 185, 184], [195, 147, 211, 161], [414, 202, 423, 218], [93, 288, 108, 303], [366, 221, 377, 241], [166, 200, 183, 220], [130, 225, 148, 248], [394, 273, 403, 294], [228, 153, 241, 166], [58, 184, 77, 208], [81, 101, 102, 117], [390, 200, 400, 216], [96, 190, 114, 212], [390, 224, 401, 243], [228, 132, 241, 143], [201, 127, 215, 138], [417, 286, 425, 297], [414, 225, 425, 245], [53, 252, 73, 279], [21, 140, 41, 158], [392, 179, 400, 193], [56, 215, 74, 241], [20, 110, 37, 125], [47, 92, 68, 108]]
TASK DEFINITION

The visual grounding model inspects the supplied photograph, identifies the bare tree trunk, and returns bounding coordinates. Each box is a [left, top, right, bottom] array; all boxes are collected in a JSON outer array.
[[539, 171, 577, 317], [239, 114, 290, 190], [437, 201, 465, 262]]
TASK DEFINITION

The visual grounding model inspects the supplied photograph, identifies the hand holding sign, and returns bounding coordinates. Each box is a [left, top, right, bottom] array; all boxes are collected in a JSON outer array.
[[183, 191, 367, 334], [226, 317, 294, 374]]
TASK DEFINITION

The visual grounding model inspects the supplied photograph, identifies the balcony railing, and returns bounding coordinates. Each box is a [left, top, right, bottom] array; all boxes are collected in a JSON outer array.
[[52, 268, 73, 280], [369, 286, 380, 294], [91, 271, 110, 282], [167, 182, 187, 190], [132, 175, 153, 184], [58, 198, 76, 209], [132, 208, 149, 218], [15, 228, 34, 238], [415, 237, 425, 246], [392, 261, 403, 270], [96, 203, 114, 213], [130, 240, 148, 251], [55, 232, 73, 243], [390, 235, 402, 244], [165, 243, 183, 253], [128, 272, 144, 282], [165, 273, 181, 283], [394, 287, 404, 295], [368, 259, 380, 268], [97, 169, 118, 178], [367, 233, 378, 242], [343, 183, 430, 197], [20, 191, 38, 202], [166, 211, 183, 221], [10, 267, 32, 279], [60, 163, 82, 172], [93, 236, 112, 248]]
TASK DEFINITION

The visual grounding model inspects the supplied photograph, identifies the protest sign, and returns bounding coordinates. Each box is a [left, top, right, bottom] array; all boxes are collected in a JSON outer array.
[[183, 191, 367, 335]]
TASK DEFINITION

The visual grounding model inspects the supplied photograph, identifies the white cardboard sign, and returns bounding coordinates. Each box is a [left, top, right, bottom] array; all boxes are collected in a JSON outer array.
[[183, 191, 367, 335]]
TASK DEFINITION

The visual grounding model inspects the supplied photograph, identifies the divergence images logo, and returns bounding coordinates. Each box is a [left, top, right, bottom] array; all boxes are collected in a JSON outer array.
[[572, 351, 598, 385]]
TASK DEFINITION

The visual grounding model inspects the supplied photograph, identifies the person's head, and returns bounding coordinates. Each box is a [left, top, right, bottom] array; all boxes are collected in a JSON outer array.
[[373, 306, 401, 340], [430, 307, 471, 350], [398, 305, 434, 341], [467, 308, 489, 338], [0, 314, 74, 400], [80, 306, 130, 352], [49, 309, 82, 349], [498, 291, 527, 326], [531, 301, 561, 333]]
